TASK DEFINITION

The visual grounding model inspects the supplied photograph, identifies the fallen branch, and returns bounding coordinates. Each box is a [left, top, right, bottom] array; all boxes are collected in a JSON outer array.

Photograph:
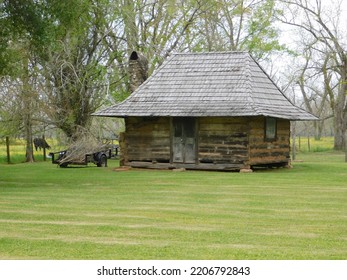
[[58, 129, 110, 165]]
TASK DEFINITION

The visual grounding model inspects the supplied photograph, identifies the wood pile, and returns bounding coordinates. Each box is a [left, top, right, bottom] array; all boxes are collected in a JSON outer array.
[[58, 132, 109, 165]]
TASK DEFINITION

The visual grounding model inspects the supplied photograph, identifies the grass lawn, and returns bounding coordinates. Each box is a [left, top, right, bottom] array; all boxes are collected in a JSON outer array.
[[0, 151, 346, 260]]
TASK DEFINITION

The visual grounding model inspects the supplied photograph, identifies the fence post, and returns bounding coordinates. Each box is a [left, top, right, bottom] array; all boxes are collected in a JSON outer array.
[[291, 122, 296, 161], [307, 135, 311, 152], [6, 136, 10, 164]]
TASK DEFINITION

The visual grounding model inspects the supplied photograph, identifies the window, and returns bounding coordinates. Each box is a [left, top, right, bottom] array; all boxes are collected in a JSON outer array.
[[265, 117, 277, 141]]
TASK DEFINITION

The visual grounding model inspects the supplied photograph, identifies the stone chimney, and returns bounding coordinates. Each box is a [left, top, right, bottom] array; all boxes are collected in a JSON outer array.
[[129, 51, 148, 93]]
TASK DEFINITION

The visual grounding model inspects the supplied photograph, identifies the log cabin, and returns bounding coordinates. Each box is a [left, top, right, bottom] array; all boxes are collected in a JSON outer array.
[[93, 51, 317, 171]]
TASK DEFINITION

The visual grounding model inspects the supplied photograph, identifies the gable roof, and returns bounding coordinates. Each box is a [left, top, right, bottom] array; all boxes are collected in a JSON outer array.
[[94, 52, 317, 120]]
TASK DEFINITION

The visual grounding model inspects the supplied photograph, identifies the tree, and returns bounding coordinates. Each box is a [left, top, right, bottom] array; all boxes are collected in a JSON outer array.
[[0, 60, 39, 163], [192, 0, 285, 59], [2, 0, 110, 140], [39, 0, 113, 139], [297, 48, 333, 139], [101, 0, 285, 105], [278, 0, 347, 150], [0, 1, 45, 162]]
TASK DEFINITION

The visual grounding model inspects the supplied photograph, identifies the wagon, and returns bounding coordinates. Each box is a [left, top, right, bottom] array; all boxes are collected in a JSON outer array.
[[49, 145, 118, 168]]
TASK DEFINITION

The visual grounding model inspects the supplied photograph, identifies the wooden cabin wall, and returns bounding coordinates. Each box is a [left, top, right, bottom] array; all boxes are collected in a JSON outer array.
[[121, 116, 291, 170], [198, 117, 249, 166], [248, 117, 290, 165], [123, 117, 171, 163]]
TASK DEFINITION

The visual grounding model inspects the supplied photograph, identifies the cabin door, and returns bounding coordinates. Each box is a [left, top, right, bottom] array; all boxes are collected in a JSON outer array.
[[172, 118, 196, 164]]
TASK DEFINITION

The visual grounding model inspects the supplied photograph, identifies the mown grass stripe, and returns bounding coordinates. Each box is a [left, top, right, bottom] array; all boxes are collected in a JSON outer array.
[[0, 151, 346, 259]]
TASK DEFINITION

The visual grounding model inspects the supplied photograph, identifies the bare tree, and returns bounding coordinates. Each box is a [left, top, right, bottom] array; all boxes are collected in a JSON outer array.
[[42, 37, 107, 139], [297, 48, 333, 139], [278, 0, 347, 150]]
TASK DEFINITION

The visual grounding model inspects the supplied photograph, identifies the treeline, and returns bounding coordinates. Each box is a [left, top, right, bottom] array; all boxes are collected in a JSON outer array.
[[0, 0, 346, 162]]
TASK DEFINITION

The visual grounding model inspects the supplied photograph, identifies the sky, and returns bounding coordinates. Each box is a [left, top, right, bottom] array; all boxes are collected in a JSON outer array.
[[340, 0, 347, 13]]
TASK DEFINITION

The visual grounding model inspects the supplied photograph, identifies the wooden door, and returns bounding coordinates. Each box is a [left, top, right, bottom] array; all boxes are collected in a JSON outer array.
[[172, 118, 196, 163]]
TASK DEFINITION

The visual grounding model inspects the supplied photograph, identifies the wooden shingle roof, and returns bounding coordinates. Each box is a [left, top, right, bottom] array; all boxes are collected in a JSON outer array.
[[94, 52, 317, 120]]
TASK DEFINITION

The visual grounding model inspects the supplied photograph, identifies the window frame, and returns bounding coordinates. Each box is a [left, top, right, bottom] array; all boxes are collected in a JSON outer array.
[[264, 117, 277, 141]]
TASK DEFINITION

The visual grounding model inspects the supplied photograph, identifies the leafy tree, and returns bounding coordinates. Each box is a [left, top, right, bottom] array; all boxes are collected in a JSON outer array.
[[191, 0, 285, 59], [0, 0, 46, 161], [2, 0, 110, 140]]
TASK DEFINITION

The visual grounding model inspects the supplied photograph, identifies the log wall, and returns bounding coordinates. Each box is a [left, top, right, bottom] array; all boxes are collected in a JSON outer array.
[[123, 117, 171, 163], [198, 117, 249, 166], [121, 116, 291, 170], [248, 117, 290, 166]]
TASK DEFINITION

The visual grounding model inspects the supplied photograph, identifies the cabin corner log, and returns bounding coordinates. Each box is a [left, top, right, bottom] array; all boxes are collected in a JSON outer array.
[[119, 132, 128, 166]]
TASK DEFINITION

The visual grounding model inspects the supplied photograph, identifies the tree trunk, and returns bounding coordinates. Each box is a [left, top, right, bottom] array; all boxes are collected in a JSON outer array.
[[22, 57, 35, 162], [42, 134, 47, 161], [334, 115, 345, 150], [24, 113, 34, 163], [6, 136, 11, 164], [334, 61, 347, 150], [314, 120, 324, 140]]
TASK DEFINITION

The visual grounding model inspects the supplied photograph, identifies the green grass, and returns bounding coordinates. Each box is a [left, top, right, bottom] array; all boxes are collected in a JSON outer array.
[[0, 152, 347, 260]]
